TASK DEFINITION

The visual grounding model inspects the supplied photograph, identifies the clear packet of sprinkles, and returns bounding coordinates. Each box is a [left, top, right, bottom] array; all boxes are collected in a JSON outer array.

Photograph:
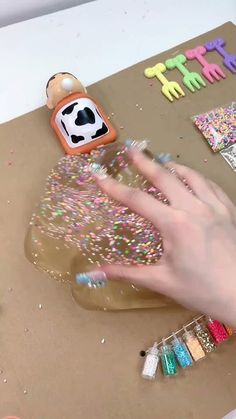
[[192, 102, 236, 152], [220, 144, 236, 172]]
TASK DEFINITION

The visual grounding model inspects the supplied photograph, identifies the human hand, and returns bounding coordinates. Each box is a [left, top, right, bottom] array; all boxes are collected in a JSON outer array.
[[78, 147, 236, 325]]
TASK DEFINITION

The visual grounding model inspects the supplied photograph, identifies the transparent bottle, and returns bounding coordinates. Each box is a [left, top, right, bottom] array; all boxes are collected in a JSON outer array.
[[160, 341, 177, 376], [142, 342, 159, 380], [25, 141, 172, 311], [207, 317, 229, 343], [183, 329, 205, 361], [171, 334, 193, 368], [194, 323, 216, 353]]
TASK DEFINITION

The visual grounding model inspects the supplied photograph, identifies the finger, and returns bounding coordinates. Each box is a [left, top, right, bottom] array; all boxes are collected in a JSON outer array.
[[165, 162, 223, 208], [129, 150, 198, 209], [94, 174, 173, 233], [209, 180, 236, 221], [102, 263, 171, 294]]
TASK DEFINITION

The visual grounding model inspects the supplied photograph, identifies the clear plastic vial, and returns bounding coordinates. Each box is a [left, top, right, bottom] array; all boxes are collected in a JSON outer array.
[[171, 335, 193, 368], [160, 342, 177, 376], [207, 317, 229, 343], [194, 323, 216, 353], [183, 329, 205, 361], [142, 342, 159, 380]]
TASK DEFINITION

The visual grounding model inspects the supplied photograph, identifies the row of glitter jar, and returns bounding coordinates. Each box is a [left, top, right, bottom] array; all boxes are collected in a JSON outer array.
[[142, 317, 233, 380]]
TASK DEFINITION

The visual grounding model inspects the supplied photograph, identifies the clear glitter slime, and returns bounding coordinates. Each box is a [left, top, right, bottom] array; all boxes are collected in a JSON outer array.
[[224, 325, 234, 336], [25, 141, 172, 311]]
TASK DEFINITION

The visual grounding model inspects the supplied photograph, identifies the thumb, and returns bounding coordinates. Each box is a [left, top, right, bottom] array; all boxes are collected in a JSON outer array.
[[102, 264, 169, 293]]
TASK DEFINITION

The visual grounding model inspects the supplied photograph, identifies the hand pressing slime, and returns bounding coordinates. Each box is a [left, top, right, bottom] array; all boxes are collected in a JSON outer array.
[[25, 141, 174, 310]]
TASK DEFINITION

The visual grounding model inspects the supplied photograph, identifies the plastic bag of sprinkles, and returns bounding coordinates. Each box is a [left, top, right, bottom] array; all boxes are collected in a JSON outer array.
[[192, 102, 236, 152]]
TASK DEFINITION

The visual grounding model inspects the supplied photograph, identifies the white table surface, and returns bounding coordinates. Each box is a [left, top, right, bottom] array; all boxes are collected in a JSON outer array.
[[0, 0, 235, 123]]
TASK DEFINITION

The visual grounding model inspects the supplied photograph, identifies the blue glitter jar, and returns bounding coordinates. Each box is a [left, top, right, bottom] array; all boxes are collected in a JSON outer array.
[[172, 335, 193, 368]]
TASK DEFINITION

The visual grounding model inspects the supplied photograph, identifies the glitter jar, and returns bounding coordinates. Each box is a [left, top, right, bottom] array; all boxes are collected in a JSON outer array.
[[224, 325, 235, 336], [207, 318, 229, 343], [142, 342, 159, 380], [25, 141, 173, 311], [194, 323, 216, 353], [160, 343, 177, 376], [183, 329, 205, 361], [171, 335, 193, 368]]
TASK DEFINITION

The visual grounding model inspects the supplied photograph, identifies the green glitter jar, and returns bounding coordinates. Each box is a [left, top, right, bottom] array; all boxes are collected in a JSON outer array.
[[161, 343, 177, 376]]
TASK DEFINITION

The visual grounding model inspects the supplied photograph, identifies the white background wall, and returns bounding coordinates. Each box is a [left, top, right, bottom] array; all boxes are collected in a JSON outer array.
[[0, 0, 94, 27]]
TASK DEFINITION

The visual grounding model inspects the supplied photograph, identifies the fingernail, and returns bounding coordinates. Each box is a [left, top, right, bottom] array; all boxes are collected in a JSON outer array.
[[75, 271, 107, 288], [124, 139, 148, 152], [89, 163, 108, 180], [155, 153, 173, 164]]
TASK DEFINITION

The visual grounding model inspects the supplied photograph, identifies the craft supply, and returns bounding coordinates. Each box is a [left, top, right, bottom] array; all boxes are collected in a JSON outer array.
[[165, 54, 206, 92], [160, 341, 177, 376], [207, 318, 229, 343], [142, 314, 235, 381], [224, 326, 234, 336], [183, 329, 205, 361], [185, 45, 226, 83], [220, 144, 236, 172], [193, 102, 236, 152], [172, 334, 193, 368], [194, 323, 216, 353], [46, 72, 117, 154], [142, 342, 160, 380], [205, 38, 236, 73], [144, 63, 185, 102]]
